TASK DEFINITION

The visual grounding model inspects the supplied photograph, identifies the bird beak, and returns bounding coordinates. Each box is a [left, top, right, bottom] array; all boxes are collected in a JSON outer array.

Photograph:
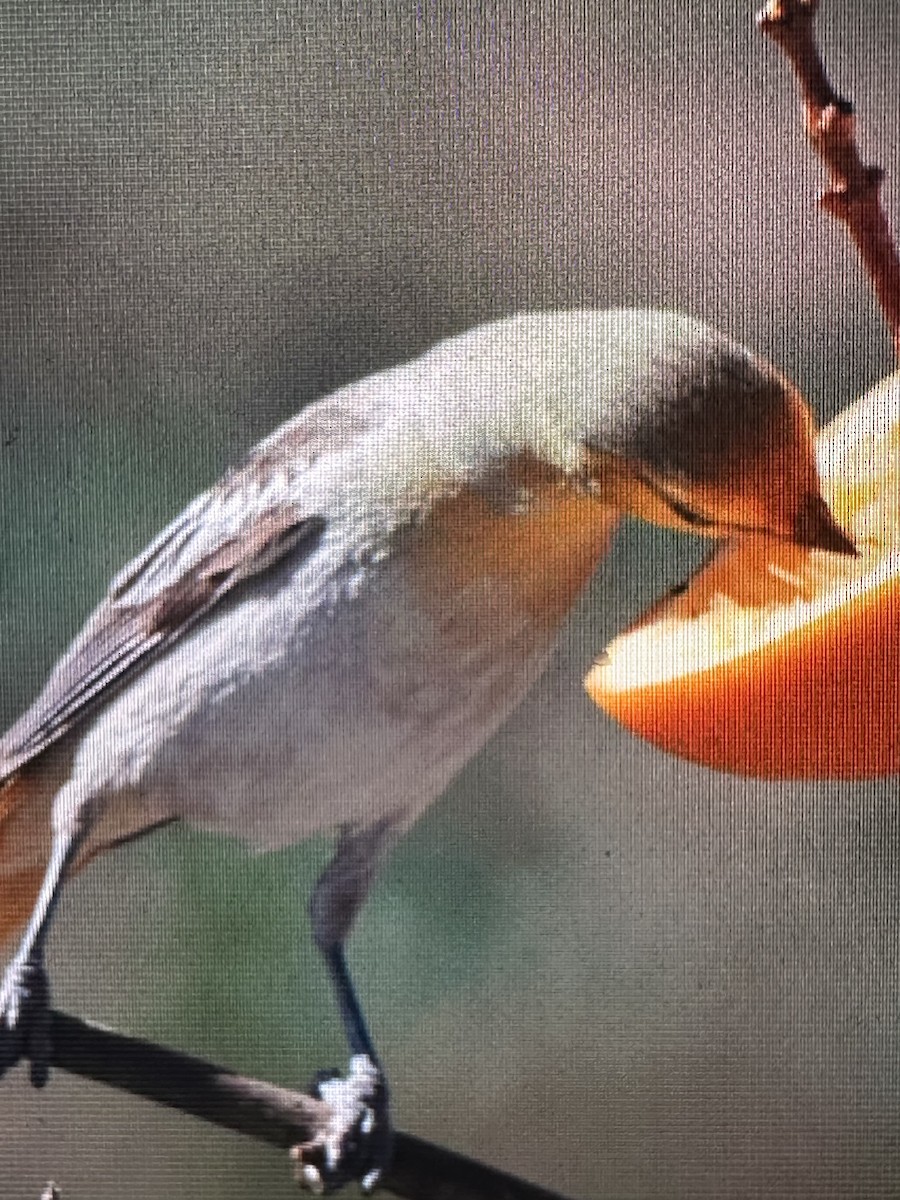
[[791, 492, 858, 557]]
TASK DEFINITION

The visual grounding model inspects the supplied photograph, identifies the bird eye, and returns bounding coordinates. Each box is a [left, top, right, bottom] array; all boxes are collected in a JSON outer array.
[[632, 468, 717, 531], [666, 497, 715, 528]]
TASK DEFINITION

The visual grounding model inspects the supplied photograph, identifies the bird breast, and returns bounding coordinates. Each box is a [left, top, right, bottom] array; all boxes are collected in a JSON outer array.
[[68, 463, 617, 850]]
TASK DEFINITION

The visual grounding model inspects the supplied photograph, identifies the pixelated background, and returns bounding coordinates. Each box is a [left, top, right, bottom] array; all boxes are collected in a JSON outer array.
[[1, 2, 899, 1197]]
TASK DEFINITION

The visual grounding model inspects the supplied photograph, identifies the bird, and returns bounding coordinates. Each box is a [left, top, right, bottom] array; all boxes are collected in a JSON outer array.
[[0, 308, 855, 1192]]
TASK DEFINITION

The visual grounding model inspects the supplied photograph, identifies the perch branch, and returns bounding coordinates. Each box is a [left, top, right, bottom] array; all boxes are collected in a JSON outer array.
[[46, 1010, 572, 1200], [757, 0, 900, 359]]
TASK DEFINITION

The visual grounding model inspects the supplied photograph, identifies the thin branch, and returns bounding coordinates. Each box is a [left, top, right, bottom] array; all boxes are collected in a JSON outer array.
[[757, 0, 900, 359], [46, 1010, 573, 1200]]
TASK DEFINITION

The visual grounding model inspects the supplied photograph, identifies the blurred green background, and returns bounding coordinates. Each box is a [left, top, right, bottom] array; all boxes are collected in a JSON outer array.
[[2, 2, 900, 1197]]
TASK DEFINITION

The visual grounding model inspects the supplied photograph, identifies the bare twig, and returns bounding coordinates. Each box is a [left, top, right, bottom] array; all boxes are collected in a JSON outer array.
[[758, 0, 900, 359], [46, 1010, 573, 1200]]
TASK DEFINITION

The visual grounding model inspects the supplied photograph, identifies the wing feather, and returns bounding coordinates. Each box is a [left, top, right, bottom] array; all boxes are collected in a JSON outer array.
[[0, 393, 366, 778]]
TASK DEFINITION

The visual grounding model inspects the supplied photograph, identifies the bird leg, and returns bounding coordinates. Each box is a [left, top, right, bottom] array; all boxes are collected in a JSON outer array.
[[0, 785, 92, 1086], [295, 818, 400, 1194]]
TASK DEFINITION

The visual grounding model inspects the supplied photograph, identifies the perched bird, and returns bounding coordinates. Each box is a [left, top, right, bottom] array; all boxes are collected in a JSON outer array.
[[0, 309, 854, 1191]]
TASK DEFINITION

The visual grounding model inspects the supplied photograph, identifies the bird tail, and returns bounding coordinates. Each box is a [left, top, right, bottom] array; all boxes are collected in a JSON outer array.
[[0, 749, 173, 951], [0, 765, 57, 948]]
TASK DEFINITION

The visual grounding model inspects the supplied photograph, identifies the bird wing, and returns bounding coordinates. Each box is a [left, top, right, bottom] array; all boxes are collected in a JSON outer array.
[[0, 397, 371, 780]]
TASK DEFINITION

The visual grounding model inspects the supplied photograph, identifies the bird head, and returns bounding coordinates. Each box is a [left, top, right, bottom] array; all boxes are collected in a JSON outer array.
[[578, 310, 856, 555]]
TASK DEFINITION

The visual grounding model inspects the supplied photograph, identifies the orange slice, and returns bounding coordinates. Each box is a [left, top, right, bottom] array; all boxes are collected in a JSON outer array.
[[586, 373, 900, 779]]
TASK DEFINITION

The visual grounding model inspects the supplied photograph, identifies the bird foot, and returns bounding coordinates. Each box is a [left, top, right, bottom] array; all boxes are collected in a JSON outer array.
[[291, 1054, 392, 1194], [0, 955, 52, 1086]]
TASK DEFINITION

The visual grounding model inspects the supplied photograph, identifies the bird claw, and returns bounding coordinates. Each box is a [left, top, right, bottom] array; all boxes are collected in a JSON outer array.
[[291, 1054, 392, 1194], [0, 956, 52, 1086]]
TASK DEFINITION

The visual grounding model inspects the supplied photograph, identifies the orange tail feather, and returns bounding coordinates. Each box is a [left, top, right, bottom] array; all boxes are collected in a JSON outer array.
[[0, 754, 69, 948], [0, 748, 172, 951]]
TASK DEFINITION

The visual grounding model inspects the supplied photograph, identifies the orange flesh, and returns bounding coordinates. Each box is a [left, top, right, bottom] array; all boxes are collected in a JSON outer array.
[[595, 570, 900, 778], [587, 374, 900, 780]]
